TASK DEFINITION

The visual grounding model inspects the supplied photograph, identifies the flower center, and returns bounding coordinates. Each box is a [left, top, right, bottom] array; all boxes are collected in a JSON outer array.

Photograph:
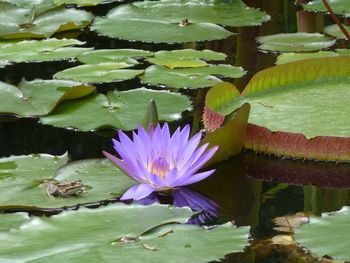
[[149, 157, 169, 179]]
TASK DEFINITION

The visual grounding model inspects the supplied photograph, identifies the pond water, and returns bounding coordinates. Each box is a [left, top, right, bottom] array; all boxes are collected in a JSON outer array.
[[1, 0, 350, 262]]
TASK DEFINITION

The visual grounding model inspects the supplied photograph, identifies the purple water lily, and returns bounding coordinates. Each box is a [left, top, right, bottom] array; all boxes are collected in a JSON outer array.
[[103, 123, 218, 201]]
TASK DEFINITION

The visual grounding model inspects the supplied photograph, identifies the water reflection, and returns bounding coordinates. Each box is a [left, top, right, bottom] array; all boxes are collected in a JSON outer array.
[[136, 187, 220, 225]]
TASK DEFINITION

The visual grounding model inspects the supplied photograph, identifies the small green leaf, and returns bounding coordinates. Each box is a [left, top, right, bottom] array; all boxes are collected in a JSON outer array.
[[257, 33, 336, 52], [142, 99, 159, 130], [54, 63, 143, 83], [141, 64, 246, 89]]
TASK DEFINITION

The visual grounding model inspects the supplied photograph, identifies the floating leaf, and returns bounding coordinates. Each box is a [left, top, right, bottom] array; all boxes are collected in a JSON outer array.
[[0, 153, 137, 209], [0, 59, 11, 68], [256, 33, 336, 52], [0, 2, 93, 39], [77, 49, 153, 64], [276, 51, 338, 65], [141, 64, 246, 89], [0, 213, 30, 232], [335, 48, 350, 56], [0, 79, 94, 117], [217, 57, 350, 161], [0, 0, 57, 14], [303, 0, 350, 17], [324, 23, 350, 40], [295, 206, 350, 261], [40, 88, 192, 131], [135, 0, 270, 27], [92, 5, 233, 43], [54, 63, 143, 83], [0, 38, 91, 63], [0, 204, 249, 262], [147, 49, 226, 68]]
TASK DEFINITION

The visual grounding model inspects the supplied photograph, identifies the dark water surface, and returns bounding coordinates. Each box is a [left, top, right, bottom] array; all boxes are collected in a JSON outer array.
[[1, 1, 350, 262]]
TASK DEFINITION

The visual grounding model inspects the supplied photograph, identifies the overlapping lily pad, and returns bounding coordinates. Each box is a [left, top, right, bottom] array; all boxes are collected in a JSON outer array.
[[0, 79, 94, 117], [324, 24, 350, 40], [147, 49, 226, 68], [0, 153, 136, 209], [77, 49, 153, 64], [295, 206, 350, 261], [0, 204, 249, 262], [53, 0, 119, 6], [276, 51, 338, 65], [205, 57, 350, 161], [256, 33, 336, 52], [303, 0, 350, 17], [0, 38, 91, 66], [92, 0, 269, 43], [0, 0, 57, 14], [54, 62, 143, 83], [141, 64, 246, 89], [0, 2, 93, 39], [40, 88, 192, 131]]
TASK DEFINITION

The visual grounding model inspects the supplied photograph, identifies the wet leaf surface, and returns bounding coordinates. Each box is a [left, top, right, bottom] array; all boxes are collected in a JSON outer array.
[[40, 88, 192, 131]]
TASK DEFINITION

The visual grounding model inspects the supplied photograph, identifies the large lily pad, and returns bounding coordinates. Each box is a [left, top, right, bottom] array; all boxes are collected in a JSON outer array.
[[54, 62, 143, 83], [40, 88, 192, 131], [0, 2, 93, 39], [0, 79, 94, 117], [295, 206, 350, 261], [0, 38, 91, 65], [324, 24, 350, 40], [92, 5, 232, 43], [303, 0, 350, 17], [141, 64, 246, 89], [275, 51, 339, 65], [256, 33, 336, 52], [134, 0, 270, 26], [147, 49, 226, 69], [214, 57, 350, 161], [0, 213, 30, 232], [0, 204, 249, 262], [0, 153, 137, 209], [77, 49, 153, 64], [0, 0, 57, 14]]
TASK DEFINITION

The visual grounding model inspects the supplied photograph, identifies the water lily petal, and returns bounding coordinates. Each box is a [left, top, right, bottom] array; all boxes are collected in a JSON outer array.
[[176, 132, 202, 168], [120, 184, 156, 201], [176, 169, 216, 186]]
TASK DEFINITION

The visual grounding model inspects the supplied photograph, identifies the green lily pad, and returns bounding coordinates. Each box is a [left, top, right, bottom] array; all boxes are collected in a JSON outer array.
[[77, 49, 153, 64], [0, 2, 93, 39], [92, 5, 232, 43], [276, 51, 339, 65], [0, 204, 250, 262], [303, 0, 350, 17], [141, 64, 246, 89], [0, 0, 57, 14], [0, 38, 91, 63], [0, 79, 94, 117], [256, 33, 336, 52], [40, 88, 192, 131], [54, 63, 143, 83], [53, 0, 120, 5], [135, 0, 269, 27], [335, 48, 350, 56], [324, 24, 350, 40], [295, 206, 350, 261], [147, 49, 226, 68], [0, 153, 137, 209], [213, 56, 350, 161], [0, 213, 30, 232]]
